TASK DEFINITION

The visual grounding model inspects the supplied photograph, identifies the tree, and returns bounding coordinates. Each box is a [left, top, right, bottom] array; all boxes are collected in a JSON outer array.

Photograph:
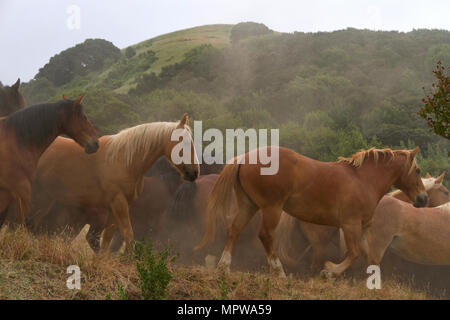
[[419, 61, 449, 140], [125, 46, 136, 58]]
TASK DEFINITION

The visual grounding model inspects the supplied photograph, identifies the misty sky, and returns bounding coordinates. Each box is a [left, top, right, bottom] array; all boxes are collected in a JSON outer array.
[[1, 0, 449, 85]]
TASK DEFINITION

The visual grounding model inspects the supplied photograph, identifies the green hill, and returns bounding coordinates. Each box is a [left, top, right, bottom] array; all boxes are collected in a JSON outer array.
[[21, 23, 450, 181]]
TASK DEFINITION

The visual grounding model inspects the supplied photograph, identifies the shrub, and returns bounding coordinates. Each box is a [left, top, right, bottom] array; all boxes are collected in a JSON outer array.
[[132, 239, 175, 300]]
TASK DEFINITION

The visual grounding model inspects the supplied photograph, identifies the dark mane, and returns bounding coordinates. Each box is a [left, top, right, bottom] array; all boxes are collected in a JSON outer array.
[[3, 100, 72, 148]]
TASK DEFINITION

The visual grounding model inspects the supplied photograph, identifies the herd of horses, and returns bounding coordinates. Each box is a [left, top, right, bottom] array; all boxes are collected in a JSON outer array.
[[0, 79, 449, 291]]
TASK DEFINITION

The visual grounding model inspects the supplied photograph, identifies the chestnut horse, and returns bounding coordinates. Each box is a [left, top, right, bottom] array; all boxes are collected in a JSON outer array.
[[0, 95, 99, 227], [29, 114, 199, 252], [276, 173, 448, 272], [0, 79, 26, 117], [196, 146, 427, 278], [165, 173, 270, 269]]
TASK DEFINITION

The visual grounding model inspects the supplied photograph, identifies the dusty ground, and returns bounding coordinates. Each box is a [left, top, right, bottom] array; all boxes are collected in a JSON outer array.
[[0, 226, 435, 300]]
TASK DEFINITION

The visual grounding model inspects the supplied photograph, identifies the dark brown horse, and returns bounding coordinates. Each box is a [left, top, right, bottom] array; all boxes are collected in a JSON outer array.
[[0, 95, 99, 227], [196, 146, 427, 278], [0, 79, 26, 117]]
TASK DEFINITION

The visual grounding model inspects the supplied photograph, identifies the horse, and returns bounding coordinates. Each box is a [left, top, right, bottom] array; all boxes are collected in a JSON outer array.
[[0, 79, 26, 117], [275, 173, 449, 273], [196, 146, 427, 278], [355, 198, 450, 266], [27, 155, 221, 253], [28, 114, 199, 252], [0, 95, 99, 228], [26, 155, 183, 252], [108, 159, 223, 252]]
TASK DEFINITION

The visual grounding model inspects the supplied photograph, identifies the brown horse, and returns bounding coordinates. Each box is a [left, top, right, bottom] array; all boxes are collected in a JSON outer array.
[[196, 146, 427, 278], [164, 173, 267, 269], [0, 79, 26, 117], [0, 95, 99, 227], [29, 114, 199, 252], [276, 173, 449, 273]]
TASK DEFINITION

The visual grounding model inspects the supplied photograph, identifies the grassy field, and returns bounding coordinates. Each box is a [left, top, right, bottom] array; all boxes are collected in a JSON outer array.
[[97, 24, 233, 94], [0, 226, 433, 300]]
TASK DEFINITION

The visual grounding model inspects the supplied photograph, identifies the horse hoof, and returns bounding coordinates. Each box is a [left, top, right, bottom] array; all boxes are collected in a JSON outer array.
[[320, 269, 335, 279]]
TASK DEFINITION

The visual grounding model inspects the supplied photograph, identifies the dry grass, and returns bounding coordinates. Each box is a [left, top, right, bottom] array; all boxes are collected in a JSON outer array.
[[0, 227, 433, 300]]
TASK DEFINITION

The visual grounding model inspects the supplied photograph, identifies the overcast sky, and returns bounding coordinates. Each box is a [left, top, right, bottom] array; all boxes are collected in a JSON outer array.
[[1, 0, 449, 85]]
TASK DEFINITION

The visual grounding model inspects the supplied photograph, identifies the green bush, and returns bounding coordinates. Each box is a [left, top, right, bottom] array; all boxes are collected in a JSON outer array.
[[133, 239, 175, 300]]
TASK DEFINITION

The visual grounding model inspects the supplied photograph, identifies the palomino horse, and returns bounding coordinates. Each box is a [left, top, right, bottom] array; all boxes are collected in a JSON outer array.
[[196, 146, 428, 278], [345, 198, 450, 266], [27, 156, 183, 252], [27, 156, 221, 253], [29, 114, 199, 252], [275, 173, 448, 272], [0, 95, 99, 227], [0, 79, 26, 117]]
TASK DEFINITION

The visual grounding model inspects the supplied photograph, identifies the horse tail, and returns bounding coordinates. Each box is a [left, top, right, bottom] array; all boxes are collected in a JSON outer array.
[[166, 181, 198, 225], [275, 213, 304, 268], [194, 159, 241, 250]]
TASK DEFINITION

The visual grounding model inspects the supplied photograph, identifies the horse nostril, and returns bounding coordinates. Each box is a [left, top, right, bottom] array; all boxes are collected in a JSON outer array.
[[413, 193, 428, 208]]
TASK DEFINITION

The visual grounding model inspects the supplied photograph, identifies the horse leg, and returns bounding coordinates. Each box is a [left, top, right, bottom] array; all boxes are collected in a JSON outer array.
[[300, 222, 337, 273], [28, 199, 56, 233], [321, 221, 362, 278], [100, 212, 117, 254], [109, 193, 133, 252], [12, 182, 32, 226], [83, 208, 108, 253], [109, 230, 124, 253], [86, 223, 104, 253], [217, 187, 258, 273], [259, 206, 286, 278], [0, 190, 13, 228]]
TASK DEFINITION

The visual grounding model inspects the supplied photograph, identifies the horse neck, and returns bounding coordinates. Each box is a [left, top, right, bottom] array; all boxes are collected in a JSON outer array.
[[356, 157, 406, 201], [128, 137, 170, 179]]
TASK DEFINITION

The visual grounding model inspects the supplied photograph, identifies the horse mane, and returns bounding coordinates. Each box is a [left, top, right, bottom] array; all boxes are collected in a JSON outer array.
[[338, 147, 417, 175], [105, 122, 190, 167], [3, 101, 70, 148]]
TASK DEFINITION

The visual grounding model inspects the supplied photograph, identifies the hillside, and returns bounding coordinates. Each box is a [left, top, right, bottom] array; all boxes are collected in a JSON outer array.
[[20, 23, 449, 181]]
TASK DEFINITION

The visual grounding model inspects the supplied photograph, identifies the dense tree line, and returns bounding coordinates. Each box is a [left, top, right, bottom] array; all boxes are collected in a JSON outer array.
[[21, 24, 449, 184]]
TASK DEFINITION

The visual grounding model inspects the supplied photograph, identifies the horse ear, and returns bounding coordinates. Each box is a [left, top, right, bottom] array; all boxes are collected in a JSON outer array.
[[178, 113, 189, 128], [436, 172, 446, 184], [73, 94, 85, 107], [62, 94, 68, 100], [12, 78, 20, 91], [425, 173, 431, 178], [410, 146, 419, 158]]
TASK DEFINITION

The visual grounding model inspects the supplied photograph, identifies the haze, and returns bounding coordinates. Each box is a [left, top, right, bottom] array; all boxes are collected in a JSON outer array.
[[1, 0, 449, 84]]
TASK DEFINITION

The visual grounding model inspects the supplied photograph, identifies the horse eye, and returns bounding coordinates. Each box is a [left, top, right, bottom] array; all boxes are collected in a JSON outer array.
[[416, 168, 420, 174]]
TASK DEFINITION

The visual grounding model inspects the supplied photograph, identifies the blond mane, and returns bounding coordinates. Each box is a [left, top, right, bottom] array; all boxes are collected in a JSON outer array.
[[338, 147, 417, 175], [105, 122, 190, 167]]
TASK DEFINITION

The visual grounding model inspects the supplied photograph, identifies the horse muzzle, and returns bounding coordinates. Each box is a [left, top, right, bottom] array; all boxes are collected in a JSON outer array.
[[85, 140, 99, 154], [413, 192, 428, 208]]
